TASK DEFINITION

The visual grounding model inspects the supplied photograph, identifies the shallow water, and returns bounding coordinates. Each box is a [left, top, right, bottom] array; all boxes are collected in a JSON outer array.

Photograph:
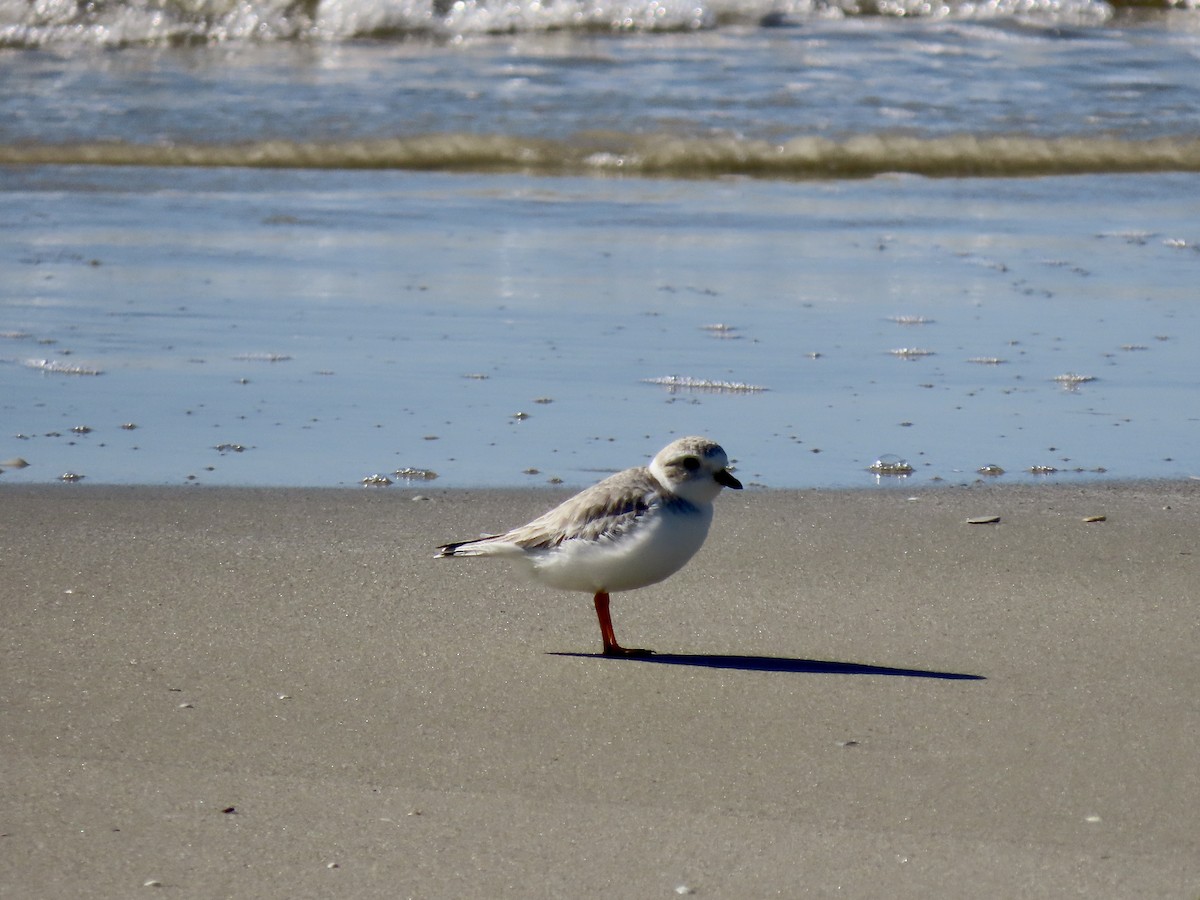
[[2, 166, 1197, 488], [2, 2, 1198, 488]]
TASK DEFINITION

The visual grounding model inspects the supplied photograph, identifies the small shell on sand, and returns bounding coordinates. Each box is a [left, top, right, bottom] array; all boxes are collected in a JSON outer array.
[[701, 323, 741, 339], [24, 358, 104, 375], [394, 467, 438, 480], [1053, 373, 1096, 388], [233, 352, 292, 362], [642, 375, 767, 394], [868, 454, 913, 475]]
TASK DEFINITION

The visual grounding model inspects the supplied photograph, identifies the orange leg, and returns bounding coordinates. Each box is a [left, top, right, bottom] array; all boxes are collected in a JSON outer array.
[[593, 591, 653, 657]]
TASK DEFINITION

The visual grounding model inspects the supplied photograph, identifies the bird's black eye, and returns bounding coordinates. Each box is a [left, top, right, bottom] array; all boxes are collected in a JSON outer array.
[[681, 456, 701, 472]]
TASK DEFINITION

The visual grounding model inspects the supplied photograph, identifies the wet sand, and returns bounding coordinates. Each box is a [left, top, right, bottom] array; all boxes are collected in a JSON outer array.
[[2, 481, 1198, 898]]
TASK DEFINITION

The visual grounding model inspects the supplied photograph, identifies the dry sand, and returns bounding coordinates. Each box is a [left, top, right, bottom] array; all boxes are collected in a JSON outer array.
[[1, 481, 1197, 898]]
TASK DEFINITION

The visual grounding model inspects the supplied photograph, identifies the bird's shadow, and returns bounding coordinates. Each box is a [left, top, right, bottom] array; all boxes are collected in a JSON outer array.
[[548, 651, 985, 680]]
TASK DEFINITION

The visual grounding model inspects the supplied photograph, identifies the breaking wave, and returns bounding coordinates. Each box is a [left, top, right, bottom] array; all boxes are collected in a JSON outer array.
[[0, 0, 1139, 47], [4, 132, 1200, 179]]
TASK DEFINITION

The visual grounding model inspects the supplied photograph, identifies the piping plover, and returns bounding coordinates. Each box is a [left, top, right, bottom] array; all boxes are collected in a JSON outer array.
[[436, 436, 743, 656]]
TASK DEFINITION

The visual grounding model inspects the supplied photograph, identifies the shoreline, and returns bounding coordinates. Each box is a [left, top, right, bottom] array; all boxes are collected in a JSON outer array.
[[2, 480, 1198, 897]]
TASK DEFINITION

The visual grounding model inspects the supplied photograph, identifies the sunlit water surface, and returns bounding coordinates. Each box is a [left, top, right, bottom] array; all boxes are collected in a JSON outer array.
[[3, 167, 1197, 489]]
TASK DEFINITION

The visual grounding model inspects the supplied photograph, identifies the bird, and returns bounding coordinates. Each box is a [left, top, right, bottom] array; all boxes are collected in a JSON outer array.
[[436, 436, 743, 656]]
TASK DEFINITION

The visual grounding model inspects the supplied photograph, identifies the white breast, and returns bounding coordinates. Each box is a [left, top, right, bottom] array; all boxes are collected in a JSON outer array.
[[526, 502, 714, 594]]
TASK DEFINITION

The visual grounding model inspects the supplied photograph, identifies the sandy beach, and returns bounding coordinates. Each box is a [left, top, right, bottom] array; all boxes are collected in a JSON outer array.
[[1, 481, 1197, 897]]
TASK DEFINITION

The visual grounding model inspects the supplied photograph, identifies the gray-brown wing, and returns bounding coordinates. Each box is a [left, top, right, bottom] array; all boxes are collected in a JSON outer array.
[[504, 466, 669, 549]]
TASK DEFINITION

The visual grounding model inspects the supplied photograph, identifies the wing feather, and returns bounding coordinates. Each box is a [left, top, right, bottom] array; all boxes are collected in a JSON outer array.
[[437, 464, 692, 558], [505, 466, 663, 548]]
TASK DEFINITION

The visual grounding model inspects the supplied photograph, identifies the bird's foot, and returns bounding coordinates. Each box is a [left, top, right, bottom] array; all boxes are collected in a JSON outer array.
[[601, 644, 654, 658]]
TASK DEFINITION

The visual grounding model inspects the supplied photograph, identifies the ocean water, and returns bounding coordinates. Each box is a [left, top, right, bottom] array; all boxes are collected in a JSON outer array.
[[1, 0, 1198, 488]]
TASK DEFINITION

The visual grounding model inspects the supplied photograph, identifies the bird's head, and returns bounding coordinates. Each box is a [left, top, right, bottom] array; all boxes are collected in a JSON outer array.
[[650, 436, 742, 504]]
